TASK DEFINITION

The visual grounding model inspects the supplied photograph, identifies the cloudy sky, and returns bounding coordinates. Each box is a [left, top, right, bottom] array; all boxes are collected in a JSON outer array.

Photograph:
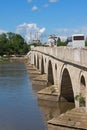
[[0, 0, 87, 42]]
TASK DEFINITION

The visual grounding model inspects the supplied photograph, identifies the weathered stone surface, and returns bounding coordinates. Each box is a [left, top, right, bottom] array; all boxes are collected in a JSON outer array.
[[48, 124, 76, 130], [26, 66, 41, 79], [25, 50, 87, 130], [28, 47, 87, 109], [33, 74, 47, 82], [48, 107, 87, 130], [37, 86, 59, 101], [37, 94, 59, 102], [32, 74, 47, 89]]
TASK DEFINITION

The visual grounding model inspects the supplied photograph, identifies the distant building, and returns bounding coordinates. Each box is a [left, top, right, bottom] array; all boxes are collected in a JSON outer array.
[[48, 34, 57, 47], [32, 39, 40, 44], [67, 34, 85, 48]]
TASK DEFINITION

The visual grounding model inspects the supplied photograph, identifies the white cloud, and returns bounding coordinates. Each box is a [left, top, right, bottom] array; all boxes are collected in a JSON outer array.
[[27, 0, 32, 3], [32, 6, 38, 11], [49, 0, 58, 3], [43, 4, 49, 8], [59, 36, 67, 42], [55, 26, 87, 37], [16, 23, 46, 43], [0, 29, 7, 34], [39, 28, 46, 34]]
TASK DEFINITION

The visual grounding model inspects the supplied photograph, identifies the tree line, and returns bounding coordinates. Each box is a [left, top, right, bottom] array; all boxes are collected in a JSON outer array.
[[1, 32, 87, 56], [0, 32, 30, 56]]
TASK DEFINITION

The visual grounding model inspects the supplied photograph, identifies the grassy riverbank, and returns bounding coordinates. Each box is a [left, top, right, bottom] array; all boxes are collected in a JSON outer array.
[[0, 56, 25, 63], [0, 57, 10, 62]]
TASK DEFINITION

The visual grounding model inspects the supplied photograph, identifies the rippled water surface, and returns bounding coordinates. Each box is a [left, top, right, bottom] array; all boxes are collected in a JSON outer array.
[[0, 63, 46, 130]]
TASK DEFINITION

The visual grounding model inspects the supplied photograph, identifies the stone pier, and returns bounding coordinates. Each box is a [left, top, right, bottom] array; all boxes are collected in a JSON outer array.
[[25, 53, 87, 130], [48, 107, 87, 130]]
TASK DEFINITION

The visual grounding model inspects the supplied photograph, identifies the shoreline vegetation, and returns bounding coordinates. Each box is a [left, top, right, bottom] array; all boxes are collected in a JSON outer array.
[[0, 56, 10, 62], [0, 55, 25, 63]]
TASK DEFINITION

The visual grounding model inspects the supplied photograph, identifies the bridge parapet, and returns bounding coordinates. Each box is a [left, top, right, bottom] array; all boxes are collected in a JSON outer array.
[[31, 46, 87, 67]]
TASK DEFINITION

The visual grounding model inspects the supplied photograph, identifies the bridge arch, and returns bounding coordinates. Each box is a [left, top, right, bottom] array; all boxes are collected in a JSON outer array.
[[41, 56, 45, 74], [60, 66, 74, 102], [81, 75, 86, 86], [79, 72, 86, 107], [37, 54, 39, 69], [34, 55, 36, 67], [54, 63, 58, 84], [47, 60, 54, 86]]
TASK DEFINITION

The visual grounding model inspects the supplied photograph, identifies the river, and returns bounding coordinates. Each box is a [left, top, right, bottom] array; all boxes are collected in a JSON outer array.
[[0, 63, 46, 130], [0, 62, 74, 130]]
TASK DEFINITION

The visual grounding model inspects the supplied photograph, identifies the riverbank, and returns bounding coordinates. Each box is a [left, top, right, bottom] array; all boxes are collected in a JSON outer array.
[[10, 56, 25, 63], [0, 56, 25, 63]]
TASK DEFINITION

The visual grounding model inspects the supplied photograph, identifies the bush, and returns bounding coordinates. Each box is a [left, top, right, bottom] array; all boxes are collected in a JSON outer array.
[[49, 86, 55, 94], [75, 93, 85, 107]]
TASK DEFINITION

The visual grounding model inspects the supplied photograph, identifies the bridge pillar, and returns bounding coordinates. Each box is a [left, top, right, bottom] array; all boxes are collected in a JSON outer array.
[[38, 55, 42, 72], [31, 52, 34, 65], [43, 56, 49, 75], [52, 61, 59, 93]]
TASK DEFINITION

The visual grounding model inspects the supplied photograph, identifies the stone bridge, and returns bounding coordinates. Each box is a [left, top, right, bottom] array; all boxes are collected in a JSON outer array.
[[27, 46, 87, 110]]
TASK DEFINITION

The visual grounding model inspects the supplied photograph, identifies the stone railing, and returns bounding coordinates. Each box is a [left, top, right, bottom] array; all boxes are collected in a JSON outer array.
[[31, 46, 87, 67]]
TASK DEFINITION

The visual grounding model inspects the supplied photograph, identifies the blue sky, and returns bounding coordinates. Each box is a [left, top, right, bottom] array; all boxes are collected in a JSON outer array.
[[0, 0, 87, 42]]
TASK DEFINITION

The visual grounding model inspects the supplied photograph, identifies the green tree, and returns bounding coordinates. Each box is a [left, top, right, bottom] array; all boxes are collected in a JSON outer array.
[[57, 37, 68, 46], [0, 32, 29, 56], [85, 40, 87, 46], [0, 33, 9, 55]]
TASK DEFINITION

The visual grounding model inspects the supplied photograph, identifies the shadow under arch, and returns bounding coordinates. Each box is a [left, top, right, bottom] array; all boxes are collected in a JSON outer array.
[[37, 55, 39, 69], [81, 75, 86, 86], [60, 68, 74, 102], [41, 56, 44, 74], [34, 55, 36, 67], [80, 74, 86, 107], [47, 60, 54, 86]]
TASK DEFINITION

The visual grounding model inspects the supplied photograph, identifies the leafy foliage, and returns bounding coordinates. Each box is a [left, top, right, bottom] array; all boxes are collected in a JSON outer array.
[[75, 93, 85, 107], [0, 32, 29, 55], [57, 37, 68, 46], [85, 40, 87, 46]]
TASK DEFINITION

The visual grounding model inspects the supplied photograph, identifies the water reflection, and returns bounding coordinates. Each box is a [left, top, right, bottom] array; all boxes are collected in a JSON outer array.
[[0, 63, 46, 130], [31, 82, 75, 123], [37, 99, 75, 122], [31, 81, 75, 127]]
